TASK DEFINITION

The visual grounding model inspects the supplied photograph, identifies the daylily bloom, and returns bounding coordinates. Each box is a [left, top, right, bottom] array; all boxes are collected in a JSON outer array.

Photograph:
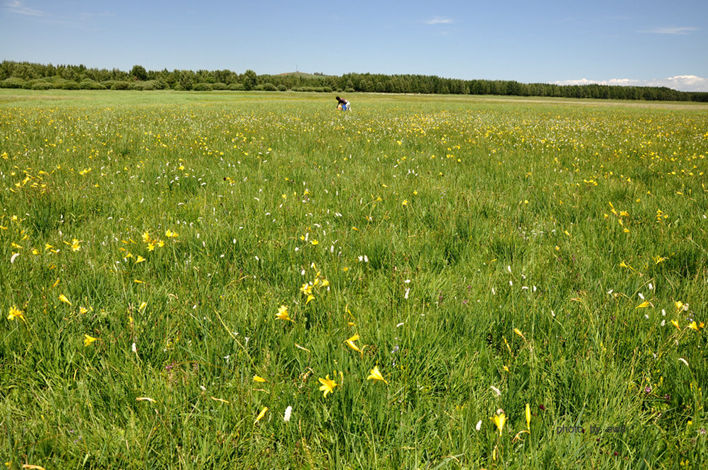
[[636, 301, 651, 309], [526, 403, 531, 431], [345, 334, 362, 354], [64, 239, 81, 252], [83, 334, 98, 347], [275, 305, 293, 322], [253, 375, 267, 383], [318, 375, 337, 397], [59, 294, 72, 306], [367, 366, 388, 384], [491, 410, 506, 436], [300, 283, 313, 296], [7, 305, 25, 322], [254, 407, 268, 424]]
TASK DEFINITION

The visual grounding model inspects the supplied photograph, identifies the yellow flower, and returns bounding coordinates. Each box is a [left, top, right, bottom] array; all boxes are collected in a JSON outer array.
[[367, 366, 388, 384], [671, 319, 680, 330], [525, 403, 531, 431], [345, 334, 362, 354], [165, 229, 178, 239], [318, 375, 337, 397], [300, 283, 313, 296], [688, 321, 699, 331], [7, 305, 25, 322], [59, 294, 72, 306], [253, 375, 267, 383], [83, 334, 98, 347], [636, 301, 651, 309], [254, 407, 268, 424], [63, 238, 81, 252], [306, 294, 315, 304], [135, 255, 146, 264], [675, 301, 685, 312], [276, 305, 294, 322], [491, 410, 506, 436], [142, 231, 151, 243], [79, 306, 88, 315], [311, 239, 318, 245]]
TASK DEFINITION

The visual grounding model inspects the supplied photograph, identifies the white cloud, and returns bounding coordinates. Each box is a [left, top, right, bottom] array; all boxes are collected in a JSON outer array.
[[639, 26, 698, 35], [5, 0, 44, 16], [425, 17, 454, 25], [660, 75, 708, 91], [554, 75, 708, 92]]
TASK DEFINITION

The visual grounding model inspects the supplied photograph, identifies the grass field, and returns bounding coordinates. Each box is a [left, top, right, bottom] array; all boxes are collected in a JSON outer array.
[[1, 89, 706, 469]]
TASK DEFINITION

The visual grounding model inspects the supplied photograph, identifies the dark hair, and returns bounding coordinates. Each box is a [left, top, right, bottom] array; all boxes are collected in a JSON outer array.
[[335, 96, 340, 100]]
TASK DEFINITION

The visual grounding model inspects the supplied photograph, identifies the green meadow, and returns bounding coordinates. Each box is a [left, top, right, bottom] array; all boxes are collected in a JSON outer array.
[[1, 90, 706, 468]]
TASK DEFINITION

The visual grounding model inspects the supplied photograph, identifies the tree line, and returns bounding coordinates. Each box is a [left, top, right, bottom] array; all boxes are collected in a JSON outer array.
[[1, 61, 706, 102]]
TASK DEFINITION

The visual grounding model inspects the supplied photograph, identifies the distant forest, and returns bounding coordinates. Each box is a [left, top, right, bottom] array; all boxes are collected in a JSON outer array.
[[2, 61, 706, 102]]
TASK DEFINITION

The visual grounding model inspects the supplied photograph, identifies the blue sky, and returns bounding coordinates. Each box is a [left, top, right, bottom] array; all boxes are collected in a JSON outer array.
[[1, 0, 707, 91]]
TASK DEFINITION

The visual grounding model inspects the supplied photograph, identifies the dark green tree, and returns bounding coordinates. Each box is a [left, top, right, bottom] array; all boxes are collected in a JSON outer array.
[[243, 70, 257, 90], [130, 65, 148, 81]]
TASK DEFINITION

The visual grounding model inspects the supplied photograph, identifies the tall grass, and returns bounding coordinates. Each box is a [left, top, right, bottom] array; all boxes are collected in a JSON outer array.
[[1, 90, 706, 468]]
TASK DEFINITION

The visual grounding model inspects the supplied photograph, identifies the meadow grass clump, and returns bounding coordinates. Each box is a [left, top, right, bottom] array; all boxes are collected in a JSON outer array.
[[0, 89, 706, 468]]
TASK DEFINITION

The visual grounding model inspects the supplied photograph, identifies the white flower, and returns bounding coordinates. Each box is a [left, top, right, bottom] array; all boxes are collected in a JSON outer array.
[[490, 386, 501, 397], [475, 420, 482, 431], [283, 406, 292, 422]]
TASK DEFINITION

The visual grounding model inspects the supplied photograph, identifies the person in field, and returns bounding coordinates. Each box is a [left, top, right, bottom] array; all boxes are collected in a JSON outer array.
[[336, 96, 351, 111]]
